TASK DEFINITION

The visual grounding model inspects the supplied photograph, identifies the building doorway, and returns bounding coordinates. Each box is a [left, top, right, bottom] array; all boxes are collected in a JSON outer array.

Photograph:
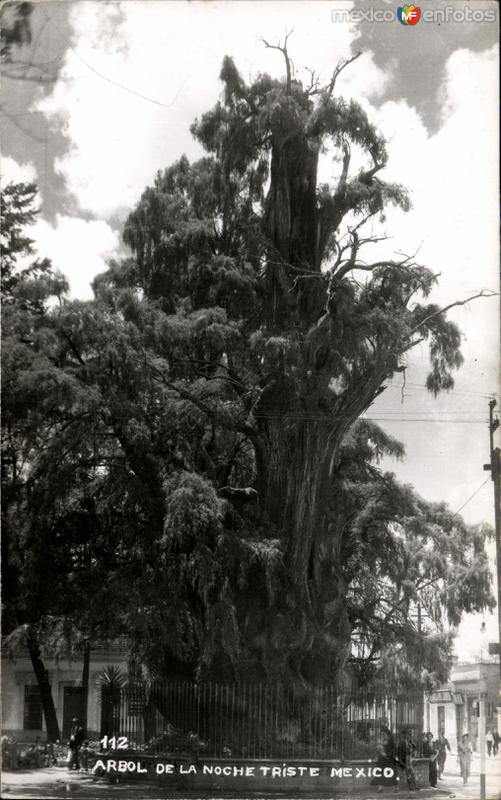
[[62, 687, 83, 739], [99, 685, 121, 737]]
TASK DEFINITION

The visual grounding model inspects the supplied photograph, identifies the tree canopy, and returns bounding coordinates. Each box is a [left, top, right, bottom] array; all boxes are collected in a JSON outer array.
[[1, 45, 494, 706]]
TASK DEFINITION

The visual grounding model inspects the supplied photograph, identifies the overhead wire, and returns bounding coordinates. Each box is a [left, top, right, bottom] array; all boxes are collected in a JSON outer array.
[[70, 48, 190, 109], [386, 381, 497, 399], [451, 476, 492, 518], [251, 412, 488, 423]]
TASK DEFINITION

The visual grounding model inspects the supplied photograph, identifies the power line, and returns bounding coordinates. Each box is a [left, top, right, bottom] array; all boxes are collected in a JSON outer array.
[[365, 418, 485, 423], [363, 410, 488, 415], [369, 419, 486, 423], [451, 476, 491, 518], [386, 381, 497, 400], [367, 419, 485, 423], [71, 48, 190, 109], [252, 413, 488, 423]]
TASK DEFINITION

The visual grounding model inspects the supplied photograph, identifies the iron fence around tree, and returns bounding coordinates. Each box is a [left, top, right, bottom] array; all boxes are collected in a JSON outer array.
[[99, 682, 424, 761]]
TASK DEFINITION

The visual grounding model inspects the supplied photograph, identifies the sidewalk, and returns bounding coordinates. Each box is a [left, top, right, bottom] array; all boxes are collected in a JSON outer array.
[[2, 765, 101, 798], [2, 757, 501, 800], [0, 764, 453, 800], [437, 750, 501, 799]]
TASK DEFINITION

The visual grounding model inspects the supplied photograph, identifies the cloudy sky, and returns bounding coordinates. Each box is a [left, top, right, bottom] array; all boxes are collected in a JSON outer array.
[[1, 0, 499, 661]]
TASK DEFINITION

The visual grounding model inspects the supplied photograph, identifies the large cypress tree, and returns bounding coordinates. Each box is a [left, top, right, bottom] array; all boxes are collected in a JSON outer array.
[[116, 47, 488, 684], [2, 47, 493, 696]]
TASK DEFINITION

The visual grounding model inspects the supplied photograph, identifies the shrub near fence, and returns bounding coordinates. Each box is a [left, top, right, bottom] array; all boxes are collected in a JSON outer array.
[[100, 682, 424, 761]]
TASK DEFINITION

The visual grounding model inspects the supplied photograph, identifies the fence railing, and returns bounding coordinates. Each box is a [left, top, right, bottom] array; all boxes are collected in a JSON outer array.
[[100, 682, 424, 760]]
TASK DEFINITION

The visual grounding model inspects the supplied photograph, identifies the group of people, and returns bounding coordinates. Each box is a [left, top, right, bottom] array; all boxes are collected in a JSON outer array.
[[420, 730, 449, 788], [370, 727, 437, 792], [371, 725, 493, 791]]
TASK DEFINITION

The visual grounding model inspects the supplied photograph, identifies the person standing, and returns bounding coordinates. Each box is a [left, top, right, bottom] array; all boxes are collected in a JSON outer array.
[[422, 732, 438, 788], [493, 729, 500, 756], [396, 729, 418, 791], [436, 730, 451, 779], [458, 733, 473, 786], [67, 717, 85, 771], [486, 728, 494, 756]]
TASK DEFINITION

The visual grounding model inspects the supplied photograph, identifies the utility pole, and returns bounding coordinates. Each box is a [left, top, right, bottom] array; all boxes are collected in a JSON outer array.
[[416, 601, 425, 734], [479, 676, 487, 800], [485, 399, 501, 677]]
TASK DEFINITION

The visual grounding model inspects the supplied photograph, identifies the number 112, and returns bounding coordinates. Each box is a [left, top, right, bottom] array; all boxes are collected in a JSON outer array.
[[100, 735, 128, 750]]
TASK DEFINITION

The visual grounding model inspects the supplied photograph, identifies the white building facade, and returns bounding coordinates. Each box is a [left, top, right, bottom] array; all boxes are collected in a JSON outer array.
[[2, 644, 128, 741], [425, 660, 501, 750]]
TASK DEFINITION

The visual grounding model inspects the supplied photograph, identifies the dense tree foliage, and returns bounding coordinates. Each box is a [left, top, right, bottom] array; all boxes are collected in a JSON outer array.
[[339, 422, 493, 689], [1, 46, 494, 706], [2, 184, 128, 731], [2, 182, 68, 738]]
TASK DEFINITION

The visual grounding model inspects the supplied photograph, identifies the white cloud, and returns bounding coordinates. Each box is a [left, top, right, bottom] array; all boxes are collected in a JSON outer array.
[[37, 0, 381, 218], [0, 157, 118, 297], [0, 156, 119, 297], [347, 46, 499, 544], [0, 155, 38, 187], [32, 215, 119, 299], [374, 46, 499, 371]]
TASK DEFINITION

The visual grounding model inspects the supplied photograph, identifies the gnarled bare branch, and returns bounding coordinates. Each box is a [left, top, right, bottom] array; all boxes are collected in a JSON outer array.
[[261, 29, 294, 93], [407, 290, 498, 336], [325, 51, 362, 97]]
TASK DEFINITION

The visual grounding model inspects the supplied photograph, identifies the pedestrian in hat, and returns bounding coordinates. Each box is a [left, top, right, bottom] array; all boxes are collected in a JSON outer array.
[[67, 717, 84, 771]]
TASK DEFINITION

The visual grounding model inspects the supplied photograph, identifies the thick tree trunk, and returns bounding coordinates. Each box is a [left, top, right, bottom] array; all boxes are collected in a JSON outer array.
[[257, 122, 352, 675], [255, 105, 397, 683], [264, 134, 323, 327], [26, 630, 60, 741], [255, 414, 351, 681], [256, 364, 391, 681], [80, 642, 90, 731]]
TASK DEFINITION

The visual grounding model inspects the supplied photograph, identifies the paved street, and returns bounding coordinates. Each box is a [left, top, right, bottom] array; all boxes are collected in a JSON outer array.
[[2, 752, 501, 800]]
